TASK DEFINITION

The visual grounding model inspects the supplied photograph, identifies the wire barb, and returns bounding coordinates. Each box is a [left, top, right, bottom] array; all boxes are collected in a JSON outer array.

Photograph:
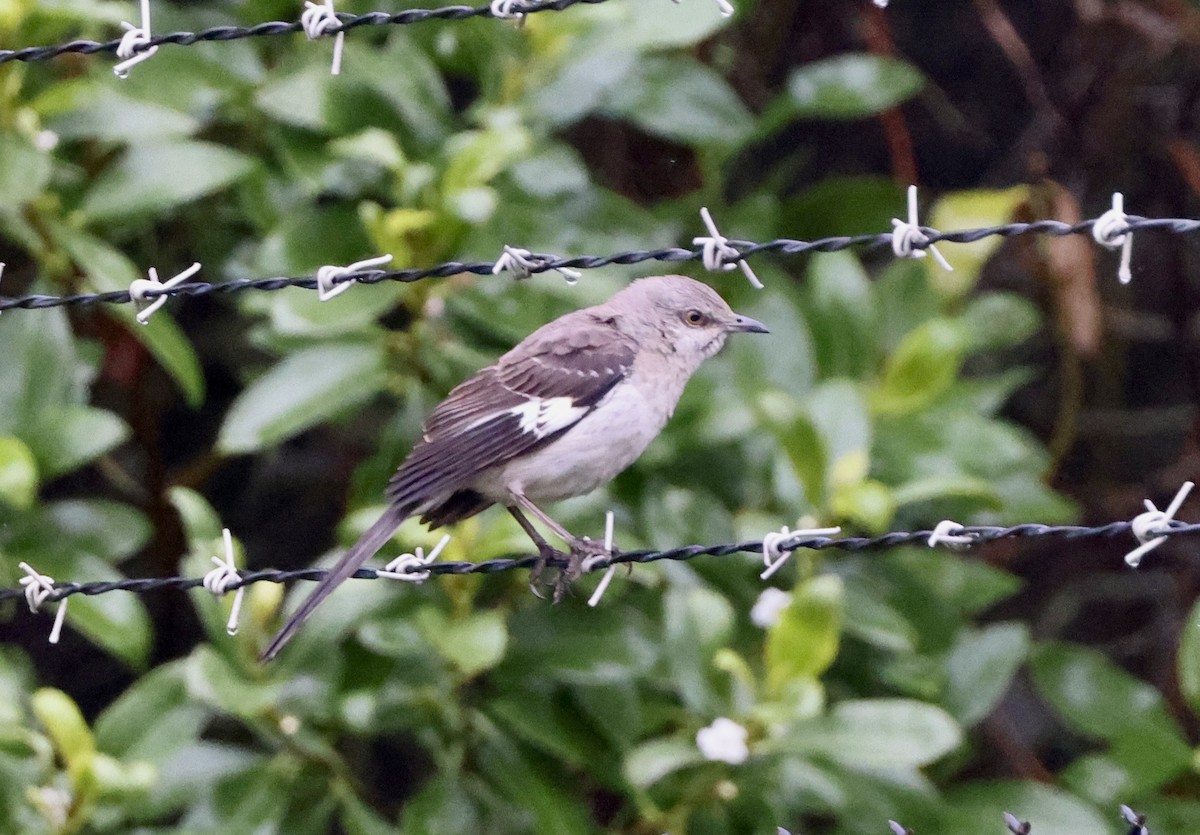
[[492, 245, 582, 284], [694, 207, 764, 289], [927, 519, 976, 550], [760, 524, 843, 580], [130, 262, 202, 324], [584, 511, 617, 606], [1003, 811, 1032, 835], [490, 0, 530, 22], [316, 254, 393, 301], [114, 0, 158, 77], [378, 534, 451, 582], [892, 185, 953, 271], [1093, 192, 1134, 284], [18, 562, 68, 644], [1120, 804, 1148, 835], [300, 0, 346, 75], [1126, 481, 1194, 568], [202, 529, 245, 636]]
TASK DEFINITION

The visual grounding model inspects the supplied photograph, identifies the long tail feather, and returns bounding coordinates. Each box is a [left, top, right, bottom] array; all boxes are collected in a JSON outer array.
[[260, 505, 409, 661]]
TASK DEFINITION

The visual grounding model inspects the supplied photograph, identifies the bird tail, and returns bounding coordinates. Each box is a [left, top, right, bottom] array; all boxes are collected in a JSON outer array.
[[259, 505, 410, 661]]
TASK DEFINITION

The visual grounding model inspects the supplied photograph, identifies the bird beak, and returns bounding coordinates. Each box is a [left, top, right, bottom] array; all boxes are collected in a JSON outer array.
[[729, 314, 769, 334]]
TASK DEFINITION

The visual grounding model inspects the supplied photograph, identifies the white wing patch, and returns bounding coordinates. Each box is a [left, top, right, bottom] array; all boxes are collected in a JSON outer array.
[[511, 397, 587, 438], [462, 396, 587, 439]]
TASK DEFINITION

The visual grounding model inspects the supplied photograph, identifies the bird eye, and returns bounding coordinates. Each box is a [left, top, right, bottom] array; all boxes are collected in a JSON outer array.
[[684, 309, 707, 326]]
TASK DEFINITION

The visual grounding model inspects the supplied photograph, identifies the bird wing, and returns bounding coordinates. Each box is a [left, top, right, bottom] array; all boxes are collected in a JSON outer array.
[[385, 312, 637, 510]]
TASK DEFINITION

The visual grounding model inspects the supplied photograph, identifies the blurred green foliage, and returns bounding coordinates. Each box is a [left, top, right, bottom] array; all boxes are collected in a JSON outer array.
[[1, 1, 1197, 834]]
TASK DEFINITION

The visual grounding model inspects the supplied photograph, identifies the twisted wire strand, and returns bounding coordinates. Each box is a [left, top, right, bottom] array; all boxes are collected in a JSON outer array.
[[0, 0, 613, 65], [3, 520, 1197, 604], [2, 215, 1195, 313]]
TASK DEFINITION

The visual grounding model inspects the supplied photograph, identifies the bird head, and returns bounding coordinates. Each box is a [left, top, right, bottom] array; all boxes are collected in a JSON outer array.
[[614, 275, 769, 363]]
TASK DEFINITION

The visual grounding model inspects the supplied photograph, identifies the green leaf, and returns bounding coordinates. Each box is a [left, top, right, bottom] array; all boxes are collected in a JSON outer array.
[[787, 54, 924, 120], [942, 781, 1110, 835], [831, 479, 895, 533], [624, 736, 703, 788], [399, 775, 481, 834], [593, 0, 731, 49], [43, 498, 151, 560], [873, 260, 942, 354], [255, 63, 331, 131], [790, 698, 960, 768], [603, 56, 753, 146], [488, 692, 599, 768], [890, 474, 1001, 511], [872, 319, 966, 416], [217, 342, 387, 453], [504, 606, 656, 685], [339, 788, 398, 835], [0, 303, 77, 430], [886, 547, 1021, 619], [417, 608, 509, 678], [1063, 721, 1194, 803], [48, 89, 199, 142], [1029, 641, 1186, 742], [766, 575, 843, 695], [761, 403, 827, 507], [944, 623, 1029, 726], [805, 252, 876, 379], [841, 578, 916, 652], [805, 380, 872, 489], [0, 132, 51, 206], [664, 587, 735, 713], [31, 406, 129, 479], [81, 141, 256, 223], [1180, 597, 1200, 714], [527, 48, 638, 128], [0, 436, 38, 509], [0, 294, 132, 475], [927, 187, 1030, 298], [475, 733, 592, 835], [95, 662, 205, 764], [32, 688, 95, 774], [959, 293, 1042, 353], [784, 176, 907, 240], [184, 646, 280, 717]]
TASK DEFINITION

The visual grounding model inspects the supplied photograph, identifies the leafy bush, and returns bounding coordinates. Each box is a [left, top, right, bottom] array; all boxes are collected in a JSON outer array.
[[1, 2, 1196, 834]]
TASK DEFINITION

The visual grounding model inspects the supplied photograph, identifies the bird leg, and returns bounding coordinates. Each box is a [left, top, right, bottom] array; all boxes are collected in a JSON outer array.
[[506, 505, 564, 599], [508, 493, 614, 602]]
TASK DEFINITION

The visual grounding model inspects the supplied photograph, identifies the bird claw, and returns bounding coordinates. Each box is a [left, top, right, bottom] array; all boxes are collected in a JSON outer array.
[[528, 543, 565, 599], [528, 537, 615, 603], [551, 537, 612, 603]]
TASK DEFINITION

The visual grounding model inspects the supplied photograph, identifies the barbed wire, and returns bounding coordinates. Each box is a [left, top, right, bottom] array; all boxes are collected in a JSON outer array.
[[3, 215, 1198, 314], [3, 518, 1198, 606], [0, 0, 614, 66]]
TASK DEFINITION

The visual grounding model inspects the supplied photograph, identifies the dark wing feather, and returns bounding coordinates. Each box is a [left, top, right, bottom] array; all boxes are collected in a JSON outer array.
[[386, 312, 636, 510]]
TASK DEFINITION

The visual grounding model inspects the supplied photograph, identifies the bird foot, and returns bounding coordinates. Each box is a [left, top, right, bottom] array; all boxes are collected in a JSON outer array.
[[528, 542, 567, 600], [551, 537, 613, 603]]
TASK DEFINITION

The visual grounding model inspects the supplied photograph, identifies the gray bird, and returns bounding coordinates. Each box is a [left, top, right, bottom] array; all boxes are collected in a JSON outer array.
[[261, 274, 768, 660]]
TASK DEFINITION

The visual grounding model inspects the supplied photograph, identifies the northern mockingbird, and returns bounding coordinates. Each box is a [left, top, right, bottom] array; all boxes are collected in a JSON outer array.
[[261, 275, 768, 660]]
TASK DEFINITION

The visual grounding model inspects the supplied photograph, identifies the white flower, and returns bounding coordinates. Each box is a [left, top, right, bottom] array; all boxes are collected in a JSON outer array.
[[35, 130, 60, 152], [750, 587, 792, 628], [696, 717, 749, 764]]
